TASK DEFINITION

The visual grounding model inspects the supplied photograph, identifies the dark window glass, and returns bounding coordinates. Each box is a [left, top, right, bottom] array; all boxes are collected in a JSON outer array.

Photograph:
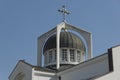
[[70, 49, 75, 62]]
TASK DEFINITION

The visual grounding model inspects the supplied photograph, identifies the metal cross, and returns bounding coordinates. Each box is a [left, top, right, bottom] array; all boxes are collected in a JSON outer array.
[[58, 5, 70, 22]]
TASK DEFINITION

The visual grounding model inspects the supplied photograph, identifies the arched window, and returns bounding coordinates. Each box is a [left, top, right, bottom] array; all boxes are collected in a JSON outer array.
[[48, 50, 52, 63], [70, 49, 75, 62], [77, 50, 81, 62], [62, 49, 67, 61]]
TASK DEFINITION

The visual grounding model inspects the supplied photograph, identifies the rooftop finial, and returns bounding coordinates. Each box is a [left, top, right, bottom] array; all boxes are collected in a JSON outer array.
[[58, 5, 70, 22]]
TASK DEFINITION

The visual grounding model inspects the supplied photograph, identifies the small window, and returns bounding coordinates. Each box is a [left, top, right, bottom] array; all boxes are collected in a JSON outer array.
[[62, 49, 67, 61], [54, 50, 56, 62], [58, 76, 61, 80], [70, 49, 75, 62], [77, 50, 81, 62], [15, 73, 25, 80], [45, 53, 48, 64], [49, 51, 52, 63]]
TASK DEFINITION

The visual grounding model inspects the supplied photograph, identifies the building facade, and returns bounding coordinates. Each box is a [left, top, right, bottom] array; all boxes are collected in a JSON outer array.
[[8, 5, 120, 79], [9, 21, 120, 80]]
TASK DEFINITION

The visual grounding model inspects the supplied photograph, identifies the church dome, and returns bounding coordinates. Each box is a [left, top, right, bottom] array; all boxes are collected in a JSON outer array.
[[43, 31, 86, 53]]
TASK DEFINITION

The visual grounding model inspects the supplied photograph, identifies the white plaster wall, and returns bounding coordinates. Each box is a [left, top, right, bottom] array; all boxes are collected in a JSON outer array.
[[34, 75, 54, 80], [95, 46, 120, 80], [33, 70, 55, 80], [112, 46, 120, 73], [58, 54, 109, 80], [9, 61, 32, 80]]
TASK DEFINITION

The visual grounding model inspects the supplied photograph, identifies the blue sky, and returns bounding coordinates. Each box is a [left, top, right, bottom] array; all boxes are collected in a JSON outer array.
[[0, 0, 120, 80]]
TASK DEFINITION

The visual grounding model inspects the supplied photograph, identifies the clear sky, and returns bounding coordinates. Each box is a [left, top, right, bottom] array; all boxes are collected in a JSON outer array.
[[0, 0, 120, 80]]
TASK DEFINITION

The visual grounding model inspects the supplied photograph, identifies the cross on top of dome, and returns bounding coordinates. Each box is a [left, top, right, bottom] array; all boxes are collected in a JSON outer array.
[[58, 5, 70, 22]]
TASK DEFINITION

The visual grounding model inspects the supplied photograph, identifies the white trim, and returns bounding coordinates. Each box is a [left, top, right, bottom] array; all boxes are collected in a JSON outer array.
[[34, 71, 55, 76], [56, 22, 65, 69], [32, 68, 34, 80]]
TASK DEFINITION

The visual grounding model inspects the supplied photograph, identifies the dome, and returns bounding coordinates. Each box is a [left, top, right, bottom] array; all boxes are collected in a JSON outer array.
[[43, 31, 86, 53]]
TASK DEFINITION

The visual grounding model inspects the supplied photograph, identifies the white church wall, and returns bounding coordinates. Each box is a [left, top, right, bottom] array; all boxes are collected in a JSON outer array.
[[94, 45, 120, 80], [9, 61, 32, 80], [112, 46, 120, 72], [33, 70, 55, 80], [58, 54, 109, 80]]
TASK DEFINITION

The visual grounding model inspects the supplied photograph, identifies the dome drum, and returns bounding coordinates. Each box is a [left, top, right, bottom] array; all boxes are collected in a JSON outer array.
[[44, 48, 85, 68]]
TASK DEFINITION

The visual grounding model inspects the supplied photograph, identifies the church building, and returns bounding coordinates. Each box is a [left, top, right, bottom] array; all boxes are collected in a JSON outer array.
[[9, 6, 120, 80]]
